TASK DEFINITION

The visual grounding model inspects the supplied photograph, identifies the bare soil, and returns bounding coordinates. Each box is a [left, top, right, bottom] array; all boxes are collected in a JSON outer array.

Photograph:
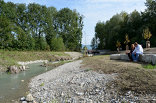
[[82, 55, 156, 94]]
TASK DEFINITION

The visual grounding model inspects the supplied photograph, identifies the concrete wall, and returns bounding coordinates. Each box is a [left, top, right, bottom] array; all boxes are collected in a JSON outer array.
[[110, 54, 156, 65]]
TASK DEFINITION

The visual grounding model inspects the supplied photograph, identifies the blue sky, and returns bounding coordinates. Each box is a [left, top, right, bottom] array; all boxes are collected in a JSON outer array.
[[4, 0, 147, 45]]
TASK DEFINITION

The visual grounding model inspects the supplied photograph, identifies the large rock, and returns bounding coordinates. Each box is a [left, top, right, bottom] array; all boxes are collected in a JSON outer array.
[[142, 54, 153, 63], [110, 54, 121, 60], [110, 54, 156, 64], [152, 55, 156, 65], [8, 66, 20, 74], [120, 54, 129, 61]]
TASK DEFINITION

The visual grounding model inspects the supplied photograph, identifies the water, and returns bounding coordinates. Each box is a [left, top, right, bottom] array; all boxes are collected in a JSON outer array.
[[0, 63, 52, 103]]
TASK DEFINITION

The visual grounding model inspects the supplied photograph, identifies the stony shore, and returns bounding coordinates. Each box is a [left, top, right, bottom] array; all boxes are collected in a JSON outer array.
[[17, 60, 48, 66], [29, 60, 117, 103], [27, 58, 156, 103]]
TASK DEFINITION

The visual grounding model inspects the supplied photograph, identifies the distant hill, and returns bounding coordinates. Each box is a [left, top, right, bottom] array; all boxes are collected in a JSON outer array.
[[82, 45, 92, 50]]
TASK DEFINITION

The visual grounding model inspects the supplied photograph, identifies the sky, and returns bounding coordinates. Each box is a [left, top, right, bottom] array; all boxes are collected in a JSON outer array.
[[4, 0, 147, 45]]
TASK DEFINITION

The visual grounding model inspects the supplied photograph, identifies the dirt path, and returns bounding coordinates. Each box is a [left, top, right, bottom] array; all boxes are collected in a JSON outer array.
[[65, 52, 83, 60]]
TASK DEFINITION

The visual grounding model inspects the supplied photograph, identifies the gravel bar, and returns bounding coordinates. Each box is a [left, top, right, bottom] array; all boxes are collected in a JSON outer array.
[[29, 60, 117, 103]]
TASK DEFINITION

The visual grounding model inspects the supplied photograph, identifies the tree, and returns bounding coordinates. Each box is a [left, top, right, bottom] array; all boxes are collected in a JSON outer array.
[[55, 8, 83, 51], [91, 37, 97, 50], [0, 1, 83, 51], [50, 37, 65, 51]]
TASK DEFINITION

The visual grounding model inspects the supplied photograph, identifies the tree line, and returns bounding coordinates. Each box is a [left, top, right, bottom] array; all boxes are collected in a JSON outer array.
[[92, 0, 156, 50], [0, 0, 83, 51]]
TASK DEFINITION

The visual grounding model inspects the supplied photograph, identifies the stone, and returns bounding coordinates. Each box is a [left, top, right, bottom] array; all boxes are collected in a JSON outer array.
[[142, 54, 153, 63], [152, 55, 156, 65], [19, 66, 26, 71], [110, 54, 121, 60], [20, 97, 26, 101], [21, 80, 24, 82], [120, 54, 129, 61], [8, 66, 20, 74], [110, 54, 156, 64], [26, 93, 34, 102]]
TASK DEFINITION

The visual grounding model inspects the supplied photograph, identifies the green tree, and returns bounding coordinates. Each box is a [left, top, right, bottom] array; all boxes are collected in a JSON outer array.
[[55, 8, 83, 51], [50, 37, 65, 51]]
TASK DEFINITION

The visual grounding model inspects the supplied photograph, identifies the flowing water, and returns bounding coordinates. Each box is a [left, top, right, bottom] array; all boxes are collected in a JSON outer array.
[[0, 63, 52, 103]]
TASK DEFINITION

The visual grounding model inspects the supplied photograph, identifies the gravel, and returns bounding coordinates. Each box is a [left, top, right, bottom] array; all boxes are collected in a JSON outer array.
[[29, 60, 117, 103]]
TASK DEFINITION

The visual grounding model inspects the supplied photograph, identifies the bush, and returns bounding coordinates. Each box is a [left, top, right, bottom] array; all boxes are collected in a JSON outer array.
[[50, 37, 65, 51]]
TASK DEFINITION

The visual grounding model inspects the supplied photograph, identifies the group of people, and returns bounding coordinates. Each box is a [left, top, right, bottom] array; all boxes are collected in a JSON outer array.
[[126, 42, 143, 62]]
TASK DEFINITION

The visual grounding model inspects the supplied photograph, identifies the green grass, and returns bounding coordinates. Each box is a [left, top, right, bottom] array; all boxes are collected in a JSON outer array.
[[40, 83, 44, 86], [143, 64, 156, 69], [0, 50, 70, 71]]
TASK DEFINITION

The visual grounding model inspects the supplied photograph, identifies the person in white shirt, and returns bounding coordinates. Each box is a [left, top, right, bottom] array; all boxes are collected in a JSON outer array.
[[132, 42, 143, 62]]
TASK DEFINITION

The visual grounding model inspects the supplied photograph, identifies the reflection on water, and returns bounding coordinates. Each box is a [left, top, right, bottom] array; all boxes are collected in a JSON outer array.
[[0, 63, 53, 103]]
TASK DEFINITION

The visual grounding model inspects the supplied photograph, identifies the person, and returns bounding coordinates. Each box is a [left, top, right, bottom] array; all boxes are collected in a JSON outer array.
[[132, 42, 143, 62], [126, 44, 135, 61]]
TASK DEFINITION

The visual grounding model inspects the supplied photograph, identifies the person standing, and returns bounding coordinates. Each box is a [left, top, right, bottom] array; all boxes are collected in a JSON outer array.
[[132, 42, 143, 62]]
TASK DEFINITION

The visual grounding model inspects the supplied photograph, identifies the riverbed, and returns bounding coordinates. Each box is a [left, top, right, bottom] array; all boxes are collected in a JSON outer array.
[[0, 62, 53, 103]]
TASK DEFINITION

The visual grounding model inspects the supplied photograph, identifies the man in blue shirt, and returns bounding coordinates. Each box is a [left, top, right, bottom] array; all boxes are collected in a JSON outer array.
[[132, 42, 143, 62]]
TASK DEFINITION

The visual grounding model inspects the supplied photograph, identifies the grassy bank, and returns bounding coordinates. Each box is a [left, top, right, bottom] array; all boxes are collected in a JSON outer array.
[[82, 55, 156, 94], [0, 50, 70, 71]]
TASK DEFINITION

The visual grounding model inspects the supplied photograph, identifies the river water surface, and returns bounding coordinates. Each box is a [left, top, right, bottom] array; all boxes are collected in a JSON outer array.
[[0, 63, 52, 103]]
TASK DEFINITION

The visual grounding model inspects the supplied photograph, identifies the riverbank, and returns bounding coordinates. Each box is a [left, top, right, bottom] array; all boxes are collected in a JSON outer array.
[[28, 55, 156, 102], [29, 60, 117, 102], [82, 55, 156, 102], [0, 50, 71, 72], [0, 52, 82, 103]]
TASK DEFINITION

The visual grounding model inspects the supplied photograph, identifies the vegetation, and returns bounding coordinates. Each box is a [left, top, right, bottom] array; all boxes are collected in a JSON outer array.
[[0, 50, 70, 71], [0, 0, 83, 51], [82, 55, 156, 94], [143, 64, 156, 69], [124, 34, 130, 45], [92, 0, 156, 50], [116, 40, 121, 50], [143, 28, 152, 40]]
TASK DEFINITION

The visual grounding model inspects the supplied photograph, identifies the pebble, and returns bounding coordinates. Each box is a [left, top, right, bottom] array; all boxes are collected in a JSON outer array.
[[26, 93, 34, 102], [21, 80, 24, 82], [20, 97, 26, 101], [27, 60, 156, 103]]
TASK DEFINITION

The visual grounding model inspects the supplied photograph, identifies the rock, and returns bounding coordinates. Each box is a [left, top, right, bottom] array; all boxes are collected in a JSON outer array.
[[21, 80, 24, 82], [152, 55, 156, 65], [110, 54, 121, 60], [120, 54, 129, 61], [142, 54, 153, 63], [20, 97, 26, 101], [110, 54, 156, 64], [26, 93, 34, 102], [33, 101, 37, 103], [8, 66, 20, 74], [19, 66, 26, 71]]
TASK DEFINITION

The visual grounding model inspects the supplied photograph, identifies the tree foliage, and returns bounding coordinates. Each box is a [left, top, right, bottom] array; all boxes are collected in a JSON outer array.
[[92, 0, 156, 50], [0, 0, 83, 51]]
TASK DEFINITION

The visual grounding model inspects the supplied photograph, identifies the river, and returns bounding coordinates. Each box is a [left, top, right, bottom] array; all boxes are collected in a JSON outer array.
[[0, 62, 52, 103]]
